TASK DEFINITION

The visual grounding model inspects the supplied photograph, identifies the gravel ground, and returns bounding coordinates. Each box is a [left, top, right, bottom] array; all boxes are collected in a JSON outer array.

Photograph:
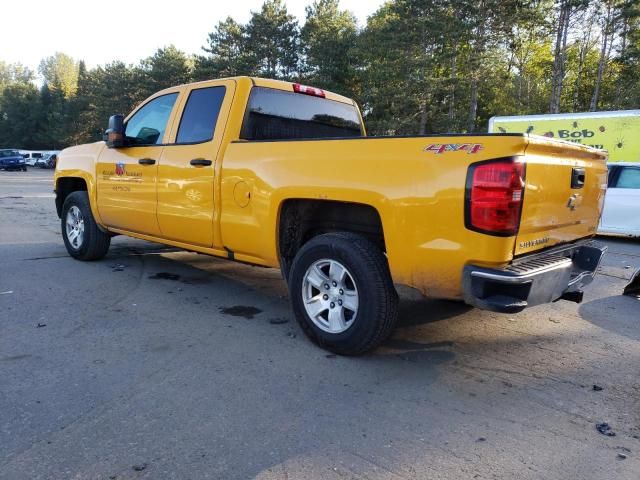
[[1, 169, 639, 479]]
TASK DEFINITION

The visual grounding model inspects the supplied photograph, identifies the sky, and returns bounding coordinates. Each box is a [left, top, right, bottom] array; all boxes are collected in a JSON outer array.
[[2, 0, 384, 73]]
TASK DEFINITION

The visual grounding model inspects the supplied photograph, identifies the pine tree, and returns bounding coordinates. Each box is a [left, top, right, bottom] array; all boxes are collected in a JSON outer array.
[[246, 0, 300, 79], [195, 17, 255, 79], [138, 46, 193, 98], [0, 83, 41, 148], [301, 0, 358, 96]]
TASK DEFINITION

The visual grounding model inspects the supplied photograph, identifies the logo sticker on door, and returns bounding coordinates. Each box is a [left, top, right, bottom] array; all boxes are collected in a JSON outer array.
[[115, 162, 125, 176]]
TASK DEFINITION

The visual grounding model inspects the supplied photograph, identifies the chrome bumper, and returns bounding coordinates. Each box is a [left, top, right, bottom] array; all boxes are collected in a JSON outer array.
[[462, 242, 607, 313]]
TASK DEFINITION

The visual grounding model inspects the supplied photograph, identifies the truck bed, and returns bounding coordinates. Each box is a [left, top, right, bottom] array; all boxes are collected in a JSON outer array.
[[220, 133, 607, 299]]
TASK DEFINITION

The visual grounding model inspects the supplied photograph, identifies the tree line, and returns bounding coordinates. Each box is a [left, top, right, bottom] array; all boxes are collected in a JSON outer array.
[[1, 0, 638, 150]]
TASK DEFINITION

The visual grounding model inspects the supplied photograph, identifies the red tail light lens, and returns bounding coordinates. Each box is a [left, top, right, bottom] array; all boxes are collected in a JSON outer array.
[[465, 158, 525, 236], [293, 83, 326, 98]]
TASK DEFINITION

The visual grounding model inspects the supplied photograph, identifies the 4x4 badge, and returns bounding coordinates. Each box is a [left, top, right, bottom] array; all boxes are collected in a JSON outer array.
[[424, 143, 483, 154]]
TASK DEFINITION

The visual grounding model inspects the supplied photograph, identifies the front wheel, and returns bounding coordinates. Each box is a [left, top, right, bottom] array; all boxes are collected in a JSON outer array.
[[61, 191, 111, 261], [289, 232, 398, 355]]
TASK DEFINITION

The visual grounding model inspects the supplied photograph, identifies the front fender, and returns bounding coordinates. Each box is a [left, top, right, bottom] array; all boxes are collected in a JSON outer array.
[[54, 142, 106, 225]]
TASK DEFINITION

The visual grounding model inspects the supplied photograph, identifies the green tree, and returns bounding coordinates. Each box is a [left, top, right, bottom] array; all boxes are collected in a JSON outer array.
[[461, 0, 537, 131], [548, 0, 591, 113], [36, 84, 69, 149], [0, 62, 34, 93], [589, 0, 634, 110], [246, 0, 300, 79], [0, 83, 42, 148], [613, 0, 640, 107], [358, 0, 470, 134], [195, 17, 255, 80], [66, 60, 94, 145], [301, 0, 358, 96], [503, 2, 555, 115], [78, 61, 142, 142], [39, 52, 79, 99], [138, 45, 193, 98]]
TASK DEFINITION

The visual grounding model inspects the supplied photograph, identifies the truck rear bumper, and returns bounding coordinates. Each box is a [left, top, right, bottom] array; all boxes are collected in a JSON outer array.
[[462, 242, 607, 313]]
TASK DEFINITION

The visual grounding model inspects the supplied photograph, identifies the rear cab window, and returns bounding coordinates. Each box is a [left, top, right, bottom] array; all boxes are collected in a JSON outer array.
[[240, 87, 363, 141]]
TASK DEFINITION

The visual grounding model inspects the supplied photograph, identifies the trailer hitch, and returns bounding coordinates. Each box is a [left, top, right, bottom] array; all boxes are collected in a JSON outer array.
[[560, 290, 584, 304], [623, 268, 640, 298]]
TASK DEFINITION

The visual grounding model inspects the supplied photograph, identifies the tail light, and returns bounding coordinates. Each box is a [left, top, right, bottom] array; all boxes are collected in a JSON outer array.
[[465, 157, 525, 236], [293, 83, 325, 98]]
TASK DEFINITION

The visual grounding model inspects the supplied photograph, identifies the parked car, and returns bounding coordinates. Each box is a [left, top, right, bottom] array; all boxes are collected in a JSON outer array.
[[35, 153, 58, 169], [55, 76, 608, 355], [598, 162, 640, 237], [23, 152, 44, 167], [0, 149, 27, 171]]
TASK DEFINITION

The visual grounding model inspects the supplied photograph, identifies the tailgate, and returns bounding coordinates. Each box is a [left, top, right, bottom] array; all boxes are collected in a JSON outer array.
[[514, 135, 608, 256]]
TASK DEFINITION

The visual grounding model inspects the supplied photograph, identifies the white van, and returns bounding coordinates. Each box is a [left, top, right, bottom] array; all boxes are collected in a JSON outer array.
[[22, 152, 44, 167], [598, 162, 640, 237]]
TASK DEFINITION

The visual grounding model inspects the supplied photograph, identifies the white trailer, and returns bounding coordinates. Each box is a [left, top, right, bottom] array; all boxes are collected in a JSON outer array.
[[488, 110, 640, 163]]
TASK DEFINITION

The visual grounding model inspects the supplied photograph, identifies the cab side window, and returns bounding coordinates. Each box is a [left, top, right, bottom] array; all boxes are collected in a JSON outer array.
[[176, 86, 226, 144], [125, 93, 178, 146], [613, 167, 640, 189]]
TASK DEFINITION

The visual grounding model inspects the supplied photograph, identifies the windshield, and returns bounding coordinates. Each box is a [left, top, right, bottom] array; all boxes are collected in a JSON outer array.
[[0, 150, 21, 158]]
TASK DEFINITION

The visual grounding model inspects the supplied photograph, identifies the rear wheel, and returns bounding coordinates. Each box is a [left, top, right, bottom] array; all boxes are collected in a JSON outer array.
[[289, 232, 398, 355], [61, 191, 110, 261]]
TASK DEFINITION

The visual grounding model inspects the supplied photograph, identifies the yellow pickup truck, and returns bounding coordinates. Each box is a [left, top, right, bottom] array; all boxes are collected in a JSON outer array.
[[54, 77, 608, 355]]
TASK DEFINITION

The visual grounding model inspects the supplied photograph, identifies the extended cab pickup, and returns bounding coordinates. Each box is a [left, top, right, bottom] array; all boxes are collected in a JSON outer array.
[[54, 77, 608, 355]]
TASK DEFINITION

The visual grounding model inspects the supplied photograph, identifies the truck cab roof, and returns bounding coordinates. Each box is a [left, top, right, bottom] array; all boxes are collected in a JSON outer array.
[[153, 76, 355, 106]]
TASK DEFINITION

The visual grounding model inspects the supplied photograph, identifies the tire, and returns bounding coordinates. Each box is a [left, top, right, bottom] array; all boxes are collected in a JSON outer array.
[[61, 191, 111, 261], [289, 232, 398, 355]]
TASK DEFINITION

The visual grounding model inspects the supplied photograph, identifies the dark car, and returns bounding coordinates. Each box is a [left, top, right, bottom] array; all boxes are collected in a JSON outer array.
[[35, 153, 58, 169], [0, 149, 27, 171]]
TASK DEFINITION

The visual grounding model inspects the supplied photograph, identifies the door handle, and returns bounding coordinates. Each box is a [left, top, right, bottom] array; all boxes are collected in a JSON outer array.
[[190, 158, 212, 167], [138, 158, 156, 165]]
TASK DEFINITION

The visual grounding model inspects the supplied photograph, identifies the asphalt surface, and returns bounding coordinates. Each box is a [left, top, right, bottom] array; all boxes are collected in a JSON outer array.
[[1, 169, 639, 480]]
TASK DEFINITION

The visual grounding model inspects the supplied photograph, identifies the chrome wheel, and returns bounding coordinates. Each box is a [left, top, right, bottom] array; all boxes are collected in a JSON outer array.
[[65, 205, 85, 250], [302, 259, 359, 333]]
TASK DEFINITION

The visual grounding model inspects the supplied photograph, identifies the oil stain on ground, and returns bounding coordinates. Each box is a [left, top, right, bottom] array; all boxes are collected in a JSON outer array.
[[219, 306, 262, 319], [268, 317, 289, 325], [148, 272, 181, 281], [148, 272, 212, 284], [0, 354, 32, 362]]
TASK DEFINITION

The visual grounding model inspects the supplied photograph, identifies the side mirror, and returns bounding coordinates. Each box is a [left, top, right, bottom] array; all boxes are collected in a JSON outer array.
[[104, 114, 125, 148]]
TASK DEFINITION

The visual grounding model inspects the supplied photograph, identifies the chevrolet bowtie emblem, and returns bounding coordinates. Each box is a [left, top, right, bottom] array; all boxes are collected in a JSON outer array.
[[567, 193, 582, 210]]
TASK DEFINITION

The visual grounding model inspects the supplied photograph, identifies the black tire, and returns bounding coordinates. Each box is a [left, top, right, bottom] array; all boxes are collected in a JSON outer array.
[[289, 232, 398, 355], [61, 191, 111, 261]]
